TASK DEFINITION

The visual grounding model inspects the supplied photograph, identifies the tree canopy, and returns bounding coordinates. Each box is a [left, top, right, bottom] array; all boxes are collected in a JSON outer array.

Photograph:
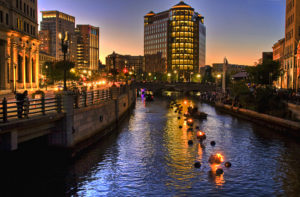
[[42, 60, 78, 84], [246, 60, 281, 85]]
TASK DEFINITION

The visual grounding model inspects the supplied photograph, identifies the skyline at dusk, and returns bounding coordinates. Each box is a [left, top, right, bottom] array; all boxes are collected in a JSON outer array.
[[38, 0, 285, 66]]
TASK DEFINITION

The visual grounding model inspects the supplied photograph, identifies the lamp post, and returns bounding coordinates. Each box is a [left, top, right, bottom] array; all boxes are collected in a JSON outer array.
[[190, 72, 194, 82], [45, 65, 48, 91], [59, 32, 69, 91], [216, 74, 221, 91], [111, 51, 117, 85]]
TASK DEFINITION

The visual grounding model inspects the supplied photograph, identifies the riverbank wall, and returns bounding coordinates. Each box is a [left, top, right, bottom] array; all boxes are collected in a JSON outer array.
[[215, 103, 300, 138], [49, 86, 136, 156]]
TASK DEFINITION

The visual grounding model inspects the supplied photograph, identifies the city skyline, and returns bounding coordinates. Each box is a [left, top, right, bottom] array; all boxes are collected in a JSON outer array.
[[38, 0, 285, 66]]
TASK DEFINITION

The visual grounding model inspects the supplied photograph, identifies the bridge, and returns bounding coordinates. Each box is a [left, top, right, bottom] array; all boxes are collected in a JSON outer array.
[[133, 82, 217, 93], [0, 85, 136, 153]]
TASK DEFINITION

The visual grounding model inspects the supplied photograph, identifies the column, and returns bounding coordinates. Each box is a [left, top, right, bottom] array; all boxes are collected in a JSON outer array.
[[29, 48, 32, 89], [0, 40, 7, 90], [23, 46, 26, 89], [11, 39, 17, 92], [35, 47, 39, 89]]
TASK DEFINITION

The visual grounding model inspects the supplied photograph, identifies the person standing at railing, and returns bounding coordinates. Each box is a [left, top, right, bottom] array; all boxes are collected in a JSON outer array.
[[15, 90, 28, 118]]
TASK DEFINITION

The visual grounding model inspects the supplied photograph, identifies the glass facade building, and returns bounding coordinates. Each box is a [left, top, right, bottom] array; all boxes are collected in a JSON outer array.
[[76, 25, 100, 72], [144, 1, 206, 80]]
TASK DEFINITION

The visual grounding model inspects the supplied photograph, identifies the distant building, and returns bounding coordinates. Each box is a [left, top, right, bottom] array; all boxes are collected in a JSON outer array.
[[40, 11, 76, 62], [0, 0, 40, 91], [75, 25, 100, 72], [39, 51, 56, 74], [144, 1, 206, 81], [283, 0, 300, 89], [258, 52, 273, 65], [273, 39, 285, 88], [212, 63, 250, 75], [106, 53, 143, 74], [39, 30, 51, 54]]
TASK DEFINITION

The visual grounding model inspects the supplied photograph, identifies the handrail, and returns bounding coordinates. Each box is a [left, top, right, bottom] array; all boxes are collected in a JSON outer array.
[[0, 94, 62, 123], [0, 86, 132, 123]]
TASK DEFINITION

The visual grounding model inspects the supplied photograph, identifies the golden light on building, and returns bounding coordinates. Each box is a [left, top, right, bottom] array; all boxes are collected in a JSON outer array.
[[144, 1, 206, 79], [0, 1, 40, 91]]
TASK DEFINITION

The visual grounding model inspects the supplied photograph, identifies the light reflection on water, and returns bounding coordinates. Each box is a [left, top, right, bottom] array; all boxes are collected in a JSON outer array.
[[68, 98, 300, 196], [1, 98, 300, 196]]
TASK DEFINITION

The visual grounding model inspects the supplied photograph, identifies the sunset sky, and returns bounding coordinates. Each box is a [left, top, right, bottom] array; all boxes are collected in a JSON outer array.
[[38, 0, 285, 66]]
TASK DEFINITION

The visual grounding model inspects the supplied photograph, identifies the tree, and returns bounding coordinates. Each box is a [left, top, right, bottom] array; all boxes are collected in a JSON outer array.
[[43, 60, 78, 84], [246, 60, 281, 85], [201, 66, 215, 84]]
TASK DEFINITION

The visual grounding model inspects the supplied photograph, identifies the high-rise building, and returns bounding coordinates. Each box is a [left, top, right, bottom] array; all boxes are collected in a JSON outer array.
[[273, 38, 285, 88], [144, 1, 206, 81], [0, 0, 40, 91], [144, 52, 165, 73], [40, 11, 76, 62], [75, 25, 100, 72], [284, 0, 300, 89]]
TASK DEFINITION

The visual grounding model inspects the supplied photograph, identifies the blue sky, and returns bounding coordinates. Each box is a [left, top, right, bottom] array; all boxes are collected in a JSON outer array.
[[38, 0, 285, 65]]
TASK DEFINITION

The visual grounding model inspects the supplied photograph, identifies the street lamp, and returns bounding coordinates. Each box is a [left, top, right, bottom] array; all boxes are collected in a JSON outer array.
[[45, 65, 49, 91], [59, 32, 69, 91], [216, 74, 222, 90], [190, 72, 194, 82], [111, 51, 117, 84]]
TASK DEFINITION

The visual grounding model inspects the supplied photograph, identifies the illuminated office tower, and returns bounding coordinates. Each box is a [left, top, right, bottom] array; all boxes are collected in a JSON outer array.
[[41, 11, 76, 62], [76, 25, 100, 72], [144, 1, 205, 81]]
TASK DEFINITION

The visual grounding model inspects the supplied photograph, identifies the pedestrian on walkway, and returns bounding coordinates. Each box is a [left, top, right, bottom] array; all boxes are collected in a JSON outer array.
[[15, 90, 28, 118]]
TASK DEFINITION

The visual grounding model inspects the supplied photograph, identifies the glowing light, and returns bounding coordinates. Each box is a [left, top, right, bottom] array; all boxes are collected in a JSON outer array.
[[123, 68, 128, 74], [187, 118, 193, 123], [184, 100, 188, 105], [70, 68, 75, 73], [217, 74, 221, 79], [167, 73, 171, 77], [216, 154, 224, 163], [197, 131, 205, 137], [197, 74, 201, 78], [209, 153, 224, 164]]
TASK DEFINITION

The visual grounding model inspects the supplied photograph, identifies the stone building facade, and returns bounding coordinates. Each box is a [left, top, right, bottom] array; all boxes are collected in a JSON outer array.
[[0, 0, 39, 92]]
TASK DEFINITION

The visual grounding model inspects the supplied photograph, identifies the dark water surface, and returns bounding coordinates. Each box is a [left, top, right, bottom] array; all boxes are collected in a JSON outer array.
[[1, 99, 300, 197]]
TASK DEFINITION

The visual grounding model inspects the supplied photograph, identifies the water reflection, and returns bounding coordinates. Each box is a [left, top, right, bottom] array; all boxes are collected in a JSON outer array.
[[209, 163, 225, 187], [1, 97, 300, 196]]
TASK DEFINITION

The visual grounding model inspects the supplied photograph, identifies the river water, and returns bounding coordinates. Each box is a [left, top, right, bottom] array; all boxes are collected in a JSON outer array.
[[1, 98, 300, 196]]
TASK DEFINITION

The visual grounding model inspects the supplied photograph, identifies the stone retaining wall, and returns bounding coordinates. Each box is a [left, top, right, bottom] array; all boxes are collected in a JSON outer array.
[[215, 103, 300, 138]]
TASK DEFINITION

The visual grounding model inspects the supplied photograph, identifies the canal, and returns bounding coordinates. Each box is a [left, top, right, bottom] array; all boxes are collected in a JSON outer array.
[[0, 98, 300, 196]]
